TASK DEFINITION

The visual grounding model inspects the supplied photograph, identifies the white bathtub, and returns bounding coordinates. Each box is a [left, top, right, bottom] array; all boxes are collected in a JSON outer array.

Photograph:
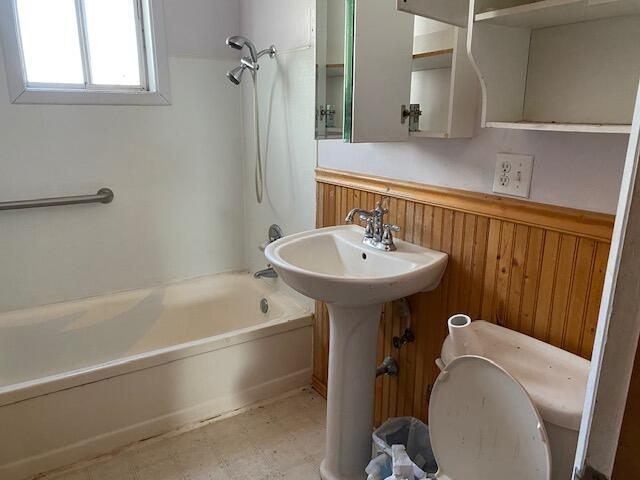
[[0, 272, 313, 480]]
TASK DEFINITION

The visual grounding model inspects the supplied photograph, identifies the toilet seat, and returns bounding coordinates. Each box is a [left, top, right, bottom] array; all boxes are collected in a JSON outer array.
[[428, 356, 552, 480]]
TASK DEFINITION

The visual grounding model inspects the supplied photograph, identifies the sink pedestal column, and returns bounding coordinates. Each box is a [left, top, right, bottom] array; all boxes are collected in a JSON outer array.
[[320, 303, 383, 480]]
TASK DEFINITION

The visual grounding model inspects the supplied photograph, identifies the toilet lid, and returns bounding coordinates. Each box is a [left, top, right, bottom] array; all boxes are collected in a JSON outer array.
[[428, 356, 551, 480]]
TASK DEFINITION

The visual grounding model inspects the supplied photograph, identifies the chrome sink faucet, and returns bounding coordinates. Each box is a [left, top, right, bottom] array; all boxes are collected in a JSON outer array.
[[345, 199, 401, 251]]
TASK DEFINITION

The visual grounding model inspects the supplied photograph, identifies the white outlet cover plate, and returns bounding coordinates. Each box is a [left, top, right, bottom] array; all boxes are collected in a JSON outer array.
[[492, 153, 534, 199]]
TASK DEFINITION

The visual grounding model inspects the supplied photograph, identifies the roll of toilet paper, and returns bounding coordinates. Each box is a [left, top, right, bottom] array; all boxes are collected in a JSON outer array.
[[448, 314, 482, 357]]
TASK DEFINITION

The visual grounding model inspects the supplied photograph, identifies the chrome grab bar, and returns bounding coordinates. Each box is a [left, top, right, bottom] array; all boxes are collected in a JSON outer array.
[[0, 188, 114, 211]]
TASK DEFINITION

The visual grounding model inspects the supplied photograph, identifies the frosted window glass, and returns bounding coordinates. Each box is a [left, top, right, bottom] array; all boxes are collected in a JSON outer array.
[[16, 0, 84, 84], [83, 0, 141, 86]]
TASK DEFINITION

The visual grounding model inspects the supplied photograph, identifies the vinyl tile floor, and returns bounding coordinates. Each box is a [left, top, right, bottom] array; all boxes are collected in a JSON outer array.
[[39, 389, 326, 480]]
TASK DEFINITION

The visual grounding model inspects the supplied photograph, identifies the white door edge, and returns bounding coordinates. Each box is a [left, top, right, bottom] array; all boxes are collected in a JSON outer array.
[[574, 78, 640, 478]]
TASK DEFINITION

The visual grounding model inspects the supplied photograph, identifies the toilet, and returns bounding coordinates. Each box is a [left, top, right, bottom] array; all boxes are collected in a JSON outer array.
[[428, 355, 552, 479], [437, 316, 590, 480]]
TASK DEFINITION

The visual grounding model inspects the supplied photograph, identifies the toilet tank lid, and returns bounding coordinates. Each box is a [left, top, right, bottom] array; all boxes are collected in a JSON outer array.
[[441, 320, 590, 431]]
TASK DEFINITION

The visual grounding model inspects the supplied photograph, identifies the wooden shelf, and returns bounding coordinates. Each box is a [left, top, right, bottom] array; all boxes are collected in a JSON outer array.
[[475, 0, 640, 29], [486, 121, 631, 134], [412, 48, 453, 71]]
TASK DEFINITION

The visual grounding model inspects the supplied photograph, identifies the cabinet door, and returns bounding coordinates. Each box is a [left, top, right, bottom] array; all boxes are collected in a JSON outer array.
[[397, 0, 470, 28], [348, 0, 414, 143]]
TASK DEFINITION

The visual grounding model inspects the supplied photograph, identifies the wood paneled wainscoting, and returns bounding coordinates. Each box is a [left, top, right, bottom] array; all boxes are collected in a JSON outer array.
[[312, 167, 615, 429]]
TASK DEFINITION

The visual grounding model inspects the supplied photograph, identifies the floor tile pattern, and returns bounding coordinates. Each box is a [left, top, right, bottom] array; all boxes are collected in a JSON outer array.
[[41, 389, 326, 480]]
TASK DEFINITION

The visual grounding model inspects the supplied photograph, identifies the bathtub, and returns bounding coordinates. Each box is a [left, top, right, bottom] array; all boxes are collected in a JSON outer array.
[[0, 272, 313, 480]]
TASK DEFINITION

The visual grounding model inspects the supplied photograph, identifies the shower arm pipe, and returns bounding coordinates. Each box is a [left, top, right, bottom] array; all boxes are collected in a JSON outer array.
[[0, 188, 114, 211], [256, 46, 276, 59]]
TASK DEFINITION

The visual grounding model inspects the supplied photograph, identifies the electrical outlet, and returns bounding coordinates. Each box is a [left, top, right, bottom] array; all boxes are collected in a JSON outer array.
[[492, 153, 534, 198]]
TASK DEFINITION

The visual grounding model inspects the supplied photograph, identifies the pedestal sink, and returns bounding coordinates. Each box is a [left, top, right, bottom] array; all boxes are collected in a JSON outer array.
[[265, 225, 448, 480]]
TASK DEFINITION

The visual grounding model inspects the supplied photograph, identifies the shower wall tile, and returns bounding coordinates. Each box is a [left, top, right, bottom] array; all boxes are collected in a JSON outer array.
[[0, 55, 245, 312]]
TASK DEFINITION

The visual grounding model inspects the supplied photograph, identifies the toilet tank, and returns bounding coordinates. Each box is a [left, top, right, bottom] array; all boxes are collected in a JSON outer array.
[[440, 320, 590, 433]]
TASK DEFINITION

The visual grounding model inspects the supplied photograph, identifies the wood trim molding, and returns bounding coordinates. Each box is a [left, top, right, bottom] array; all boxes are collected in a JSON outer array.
[[316, 168, 614, 242], [413, 48, 453, 59], [312, 376, 327, 399]]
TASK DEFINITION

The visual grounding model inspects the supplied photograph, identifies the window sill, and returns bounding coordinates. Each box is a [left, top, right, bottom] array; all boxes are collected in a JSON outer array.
[[10, 87, 171, 106]]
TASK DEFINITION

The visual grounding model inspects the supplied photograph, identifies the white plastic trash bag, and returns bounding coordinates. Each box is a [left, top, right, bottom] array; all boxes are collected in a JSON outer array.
[[366, 453, 392, 480], [372, 417, 437, 477], [386, 444, 415, 480]]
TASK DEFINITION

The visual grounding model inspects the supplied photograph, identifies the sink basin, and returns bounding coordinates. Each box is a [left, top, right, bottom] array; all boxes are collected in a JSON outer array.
[[265, 225, 448, 306], [264, 224, 448, 480]]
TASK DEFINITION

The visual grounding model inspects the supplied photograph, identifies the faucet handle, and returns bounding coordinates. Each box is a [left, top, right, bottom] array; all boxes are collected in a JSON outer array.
[[364, 216, 375, 238], [381, 223, 401, 249]]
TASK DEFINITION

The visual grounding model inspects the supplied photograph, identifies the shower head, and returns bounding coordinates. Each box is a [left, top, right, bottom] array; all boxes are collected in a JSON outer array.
[[226, 35, 258, 62], [226, 36, 276, 205], [226, 64, 247, 85], [225, 36, 275, 86]]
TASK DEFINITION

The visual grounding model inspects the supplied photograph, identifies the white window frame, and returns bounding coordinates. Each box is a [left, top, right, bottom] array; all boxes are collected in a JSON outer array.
[[0, 0, 171, 105]]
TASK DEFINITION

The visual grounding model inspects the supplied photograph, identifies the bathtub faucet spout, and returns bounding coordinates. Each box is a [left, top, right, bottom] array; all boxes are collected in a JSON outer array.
[[254, 266, 278, 279]]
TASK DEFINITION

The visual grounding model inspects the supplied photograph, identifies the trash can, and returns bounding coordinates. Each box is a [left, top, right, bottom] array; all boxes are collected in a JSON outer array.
[[366, 417, 437, 479]]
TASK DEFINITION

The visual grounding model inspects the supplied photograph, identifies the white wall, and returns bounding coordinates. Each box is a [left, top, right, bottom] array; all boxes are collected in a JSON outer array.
[[163, 0, 241, 60], [239, 0, 317, 281], [319, 128, 628, 214], [0, 1, 245, 312], [240, 0, 314, 55]]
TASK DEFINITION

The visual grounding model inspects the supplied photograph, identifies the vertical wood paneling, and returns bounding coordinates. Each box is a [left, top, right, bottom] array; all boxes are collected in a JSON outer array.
[[481, 219, 502, 320], [312, 183, 325, 392], [519, 227, 545, 336], [313, 179, 613, 427], [565, 239, 596, 355], [533, 231, 560, 343], [548, 235, 578, 348], [507, 224, 529, 331], [446, 212, 465, 317], [581, 242, 610, 358], [459, 214, 476, 313], [494, 221, 516, 327], [468, 216, 489, 320]]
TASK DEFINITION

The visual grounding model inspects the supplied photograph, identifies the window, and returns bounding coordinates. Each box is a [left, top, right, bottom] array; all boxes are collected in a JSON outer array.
[[0, 0, 170, 105]]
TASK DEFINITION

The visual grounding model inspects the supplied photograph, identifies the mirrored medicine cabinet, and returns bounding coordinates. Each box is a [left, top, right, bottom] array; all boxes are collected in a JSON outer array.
[[315, 0, 479, 143], [315, 0, 347, 140]]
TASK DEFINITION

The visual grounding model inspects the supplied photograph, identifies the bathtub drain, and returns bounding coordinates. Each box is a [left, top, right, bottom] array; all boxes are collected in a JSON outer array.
[[260, 298, 269, 314]]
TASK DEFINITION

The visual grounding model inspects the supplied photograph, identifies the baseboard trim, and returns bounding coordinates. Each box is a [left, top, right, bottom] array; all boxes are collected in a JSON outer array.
[[312, 375, 327, 399], [3, 369, 311, 480]]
